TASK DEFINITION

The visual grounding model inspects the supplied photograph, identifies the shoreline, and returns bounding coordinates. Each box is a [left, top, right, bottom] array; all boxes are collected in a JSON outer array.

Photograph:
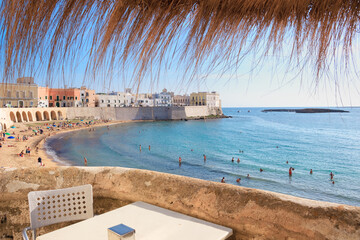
[[0, 120, 129, 168]]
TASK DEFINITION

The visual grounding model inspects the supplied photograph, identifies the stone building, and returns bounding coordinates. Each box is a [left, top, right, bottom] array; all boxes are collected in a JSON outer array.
[[80, 86, 96, 107], [38, 87, 82, 107], [190, 91, 220, 108], [0, 77, 38, 108], [153, 88, 173, 107], [173, 94, 190, 106]]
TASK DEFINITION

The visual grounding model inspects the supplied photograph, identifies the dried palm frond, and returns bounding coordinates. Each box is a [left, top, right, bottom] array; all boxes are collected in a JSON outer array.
[[0, 0, 359, 88]]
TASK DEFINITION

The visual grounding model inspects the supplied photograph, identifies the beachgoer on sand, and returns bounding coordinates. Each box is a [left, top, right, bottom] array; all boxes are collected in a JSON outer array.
[[38, 157, 42, 166], [221, 177, 226, 183]]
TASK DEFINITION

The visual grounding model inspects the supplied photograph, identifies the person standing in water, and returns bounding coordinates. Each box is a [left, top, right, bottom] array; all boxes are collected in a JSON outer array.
[[139, 145, 142, 152], [179, 157, 182, 167], [84, 157, 88, 166], [310, 169, 313, 174], [289, 167, 292, 176], [203, 154, 206, 162], [149, 145, 151, 151], [330, 172, 334, 180]]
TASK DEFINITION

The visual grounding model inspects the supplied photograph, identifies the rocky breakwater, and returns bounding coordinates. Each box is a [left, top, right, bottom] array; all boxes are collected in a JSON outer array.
[[262, 108, 350, 113], [1, 167, 360, 239]]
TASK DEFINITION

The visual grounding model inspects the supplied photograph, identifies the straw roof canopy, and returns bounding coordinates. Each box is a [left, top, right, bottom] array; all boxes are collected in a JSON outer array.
[[0, 0, 359, 86]]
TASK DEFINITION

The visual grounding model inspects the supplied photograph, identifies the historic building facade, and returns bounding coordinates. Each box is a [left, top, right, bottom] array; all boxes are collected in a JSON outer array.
[[0, 77, 38, 108]]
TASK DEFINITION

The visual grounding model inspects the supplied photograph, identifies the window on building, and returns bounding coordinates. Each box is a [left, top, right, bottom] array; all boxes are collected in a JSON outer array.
[[67, 97, 70, 100], [75, 97, 78, 100], [86, 92, 89, 97], [50, 96, 52, 100], [114, 100, 116, 103], [101, 100, 104, 103], [63, 96, 65, 100], [45, 96, 48, 100], [30, 101, 33, 106], [56, 96, 59, 101], [108, 100, 110, 103], [39, 97, 42, 100], [22, 91, 26, 98], [49, 103, 53, 107], [16, 91, 19, 98], [86, 99, 89, 103], [29, 91, 33, 98], [7, 91, 11, 97]]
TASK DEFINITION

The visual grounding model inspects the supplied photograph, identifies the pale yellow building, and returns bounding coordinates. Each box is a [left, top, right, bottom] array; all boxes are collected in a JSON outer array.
[[190, 91, 220, 108], [0, 77, 38, 108]]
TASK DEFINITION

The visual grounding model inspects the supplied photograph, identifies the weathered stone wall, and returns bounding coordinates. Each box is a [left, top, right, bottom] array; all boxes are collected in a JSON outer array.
[[1, 167, 359, 240], [0, 106, 222, 129]]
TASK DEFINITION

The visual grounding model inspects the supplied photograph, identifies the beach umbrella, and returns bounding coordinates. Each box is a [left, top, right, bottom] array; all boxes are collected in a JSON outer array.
[[10, 126, 16, 128], [47, 127, 50, 129], [5, 132, 11, 135], [81, 120, 84, 121], [7, 136, 15, 139], [33, 130, 38, 133], [53, 125, 56, 127]]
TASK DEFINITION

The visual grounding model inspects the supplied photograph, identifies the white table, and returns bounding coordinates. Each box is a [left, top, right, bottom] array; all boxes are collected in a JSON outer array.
[[37, 201, 233, 240]]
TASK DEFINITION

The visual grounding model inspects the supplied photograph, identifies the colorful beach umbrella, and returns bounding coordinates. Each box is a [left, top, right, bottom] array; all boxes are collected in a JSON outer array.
[[32, 130, 38, 133], [10, 126, 16, 128], [5, 132, 11, 135], [7, 136, 15, 139]]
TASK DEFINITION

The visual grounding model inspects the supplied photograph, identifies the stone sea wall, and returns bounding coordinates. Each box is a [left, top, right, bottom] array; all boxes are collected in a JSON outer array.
[[65, 106, 221, 121], [0, 106, 222, 129], [0, 167, 359, 240]]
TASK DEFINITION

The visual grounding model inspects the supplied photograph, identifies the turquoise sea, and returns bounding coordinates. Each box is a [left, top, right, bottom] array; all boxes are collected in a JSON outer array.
[[46, 108, 360, 206]]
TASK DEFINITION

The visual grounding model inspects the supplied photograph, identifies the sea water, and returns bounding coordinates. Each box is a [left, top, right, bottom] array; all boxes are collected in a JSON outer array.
[[46, 108, 360, 206]]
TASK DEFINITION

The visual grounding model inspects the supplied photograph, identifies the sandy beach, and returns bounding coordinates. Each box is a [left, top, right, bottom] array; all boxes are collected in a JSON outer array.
[[0, 120, 126, 168]]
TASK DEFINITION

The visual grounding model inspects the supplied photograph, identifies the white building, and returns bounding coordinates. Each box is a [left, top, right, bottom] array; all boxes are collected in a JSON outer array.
[[135, 93, 153, 107], [206, 91, 220, 108], [95, 94, 121, 107], [153, 88, 173, 107]]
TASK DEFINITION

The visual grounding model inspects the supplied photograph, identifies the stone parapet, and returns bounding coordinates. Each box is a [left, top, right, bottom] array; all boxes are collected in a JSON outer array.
[[0, 167, 359, 239]]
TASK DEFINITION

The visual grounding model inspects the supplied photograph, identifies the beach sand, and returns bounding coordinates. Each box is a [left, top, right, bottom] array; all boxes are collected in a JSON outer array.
[[0, 120, 126, 168]]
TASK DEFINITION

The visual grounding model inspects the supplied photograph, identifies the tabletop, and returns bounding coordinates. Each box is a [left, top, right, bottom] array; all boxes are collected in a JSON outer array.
[[37, 201, 233, 240]]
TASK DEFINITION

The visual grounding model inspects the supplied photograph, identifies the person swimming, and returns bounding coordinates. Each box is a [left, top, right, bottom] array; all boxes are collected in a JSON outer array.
[[247, 174, 250, 178], [310, 169, 313, 174], [231, 157, 234, 162], [236, 178, 241, 183], [260, 168, 264, 172], [237, 158, 240, 163], [330, 172, 334, 180]]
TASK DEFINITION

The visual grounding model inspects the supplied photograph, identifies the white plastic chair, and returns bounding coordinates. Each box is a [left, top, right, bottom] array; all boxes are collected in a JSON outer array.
[[22, 185, 93, 240]]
